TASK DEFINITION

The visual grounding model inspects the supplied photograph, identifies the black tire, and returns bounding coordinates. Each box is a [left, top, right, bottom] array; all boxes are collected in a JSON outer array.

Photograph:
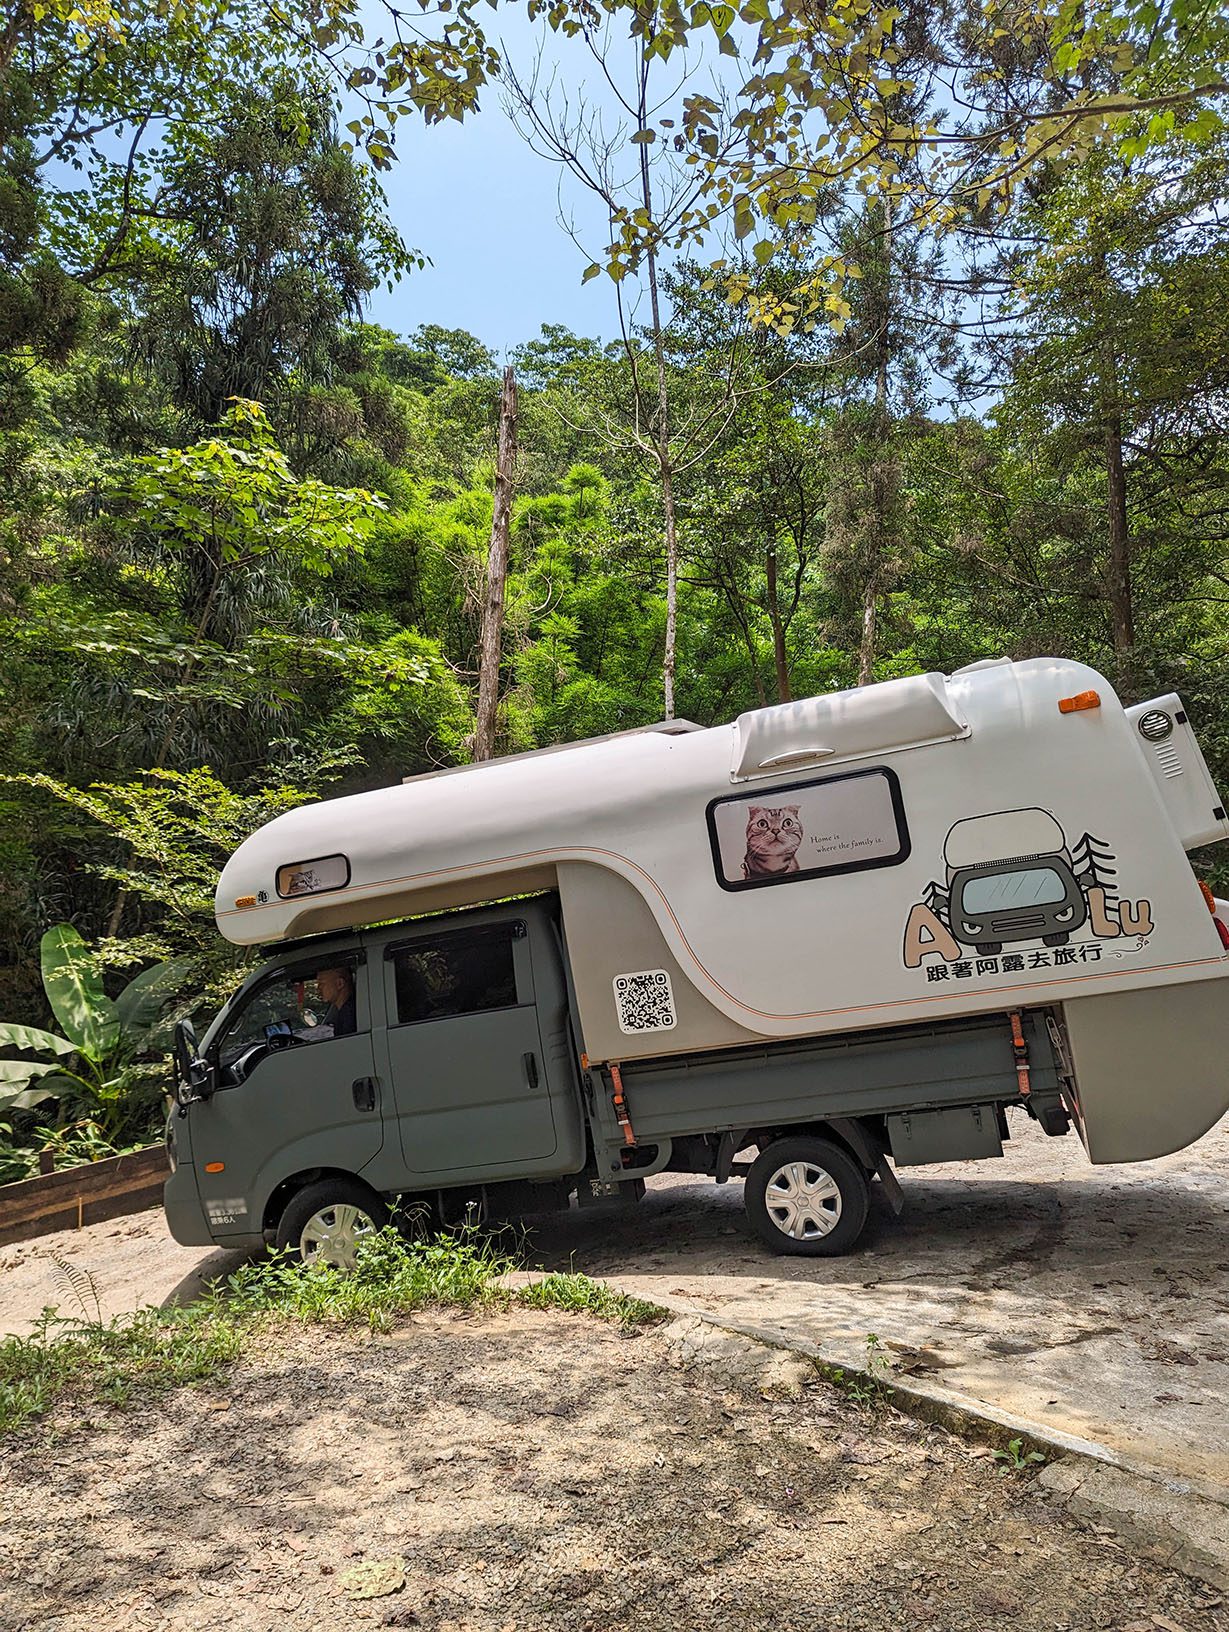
[[1042, 932, 1070, 948], [744, 1136, 871, 1257], [974, 941, 1002, 956], [275, 1177, 388, 1269]]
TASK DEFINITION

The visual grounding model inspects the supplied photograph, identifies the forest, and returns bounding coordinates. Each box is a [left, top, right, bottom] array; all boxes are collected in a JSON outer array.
[[2, 0, 1228, 1175]]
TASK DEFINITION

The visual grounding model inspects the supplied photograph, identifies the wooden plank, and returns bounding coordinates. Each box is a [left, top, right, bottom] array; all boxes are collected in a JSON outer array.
[[0, 1144, 165, 1210], [0, 1146, 167, 1244]]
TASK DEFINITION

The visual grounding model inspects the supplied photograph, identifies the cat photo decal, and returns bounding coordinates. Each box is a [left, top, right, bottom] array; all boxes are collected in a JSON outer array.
[[902, 806, 1155, 983], [707, 767, 911, 892]]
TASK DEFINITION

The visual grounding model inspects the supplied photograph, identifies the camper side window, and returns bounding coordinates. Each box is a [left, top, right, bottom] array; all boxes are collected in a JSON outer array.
[[392, 927, 519, 1025]]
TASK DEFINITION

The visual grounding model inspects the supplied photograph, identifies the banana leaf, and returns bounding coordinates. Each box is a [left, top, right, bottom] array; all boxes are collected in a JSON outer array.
[[113, 958, 193, 1034], [0, 1024, 76, 1057], [40, 924, 120, 1063], [0, 1059, 60, 1083], [0, 1073, 64, 1113]]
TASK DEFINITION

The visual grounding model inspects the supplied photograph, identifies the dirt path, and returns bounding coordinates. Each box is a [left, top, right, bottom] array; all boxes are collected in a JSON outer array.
[[3, 1114, 1228, 1500], [2, 1306, 1226, 1632]]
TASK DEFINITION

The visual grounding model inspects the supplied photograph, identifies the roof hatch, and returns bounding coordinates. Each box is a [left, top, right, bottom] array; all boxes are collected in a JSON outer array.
[[731, 673, 969, 781]]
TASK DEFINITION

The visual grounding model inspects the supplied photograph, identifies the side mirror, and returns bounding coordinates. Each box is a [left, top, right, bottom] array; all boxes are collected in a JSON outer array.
[[173, 1018, 216, 1105]]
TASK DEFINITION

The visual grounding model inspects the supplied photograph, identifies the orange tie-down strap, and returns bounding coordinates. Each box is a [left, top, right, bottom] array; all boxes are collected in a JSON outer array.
[[1009, 1010, 1032, 1097], [608, 1061, 637, 1146]]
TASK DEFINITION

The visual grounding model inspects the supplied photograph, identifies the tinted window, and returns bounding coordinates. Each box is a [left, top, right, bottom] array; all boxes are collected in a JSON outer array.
[[706, 766, 910, 892], [393, 926, 519, 1024]]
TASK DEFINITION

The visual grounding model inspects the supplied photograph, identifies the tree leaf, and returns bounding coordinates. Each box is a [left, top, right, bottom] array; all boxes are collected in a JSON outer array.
[[0, 1059, 60, 1084], [0, 1024, 76, 1057], [113, 958, 193, 1035], [40, 925, 120, 1062]]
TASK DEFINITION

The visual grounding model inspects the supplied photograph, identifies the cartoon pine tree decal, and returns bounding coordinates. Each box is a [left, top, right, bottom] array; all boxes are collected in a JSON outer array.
[[922, 878, 950, 926], [1072, 833, 1117, 903]]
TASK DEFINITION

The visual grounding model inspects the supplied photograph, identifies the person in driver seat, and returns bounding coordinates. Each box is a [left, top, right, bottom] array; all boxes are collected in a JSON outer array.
[[314, 966, 357, 1038]]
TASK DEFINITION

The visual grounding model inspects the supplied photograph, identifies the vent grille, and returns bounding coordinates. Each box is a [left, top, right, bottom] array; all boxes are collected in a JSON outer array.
[[1155, 742, 1184, 779]]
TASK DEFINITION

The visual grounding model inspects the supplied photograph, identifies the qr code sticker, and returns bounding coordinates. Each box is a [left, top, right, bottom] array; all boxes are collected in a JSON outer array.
[[613, 969, 677, 1034]]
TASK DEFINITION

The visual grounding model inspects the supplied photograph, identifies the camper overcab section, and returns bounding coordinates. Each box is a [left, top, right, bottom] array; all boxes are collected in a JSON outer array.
[[164, 657, 1229, 1262]]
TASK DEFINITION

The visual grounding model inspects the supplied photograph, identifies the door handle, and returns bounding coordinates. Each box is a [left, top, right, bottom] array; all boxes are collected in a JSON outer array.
[[352, 1076, 378, 1112], [522, 1052, 539, 1091]]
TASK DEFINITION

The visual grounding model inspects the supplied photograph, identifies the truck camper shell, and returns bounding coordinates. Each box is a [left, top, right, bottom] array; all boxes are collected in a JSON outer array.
[[164, 658, 1229, 1265]]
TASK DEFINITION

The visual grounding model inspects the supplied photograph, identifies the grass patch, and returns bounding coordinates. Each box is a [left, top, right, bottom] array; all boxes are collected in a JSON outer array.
[[517, 1271, 664, 1329], [0, 1304, 243, 1434], [0, 1230, 661, 1435], [216, 1228, 514, 1331]]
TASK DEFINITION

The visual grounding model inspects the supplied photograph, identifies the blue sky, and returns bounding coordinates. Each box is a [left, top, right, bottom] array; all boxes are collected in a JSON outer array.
[[360, 9, 727, 357], [367, 101, 614, 357], [363, 9, 627, 357]]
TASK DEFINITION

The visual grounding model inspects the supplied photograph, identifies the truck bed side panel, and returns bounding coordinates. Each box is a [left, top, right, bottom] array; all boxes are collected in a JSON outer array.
[[618, 1013, 1057, 1142]]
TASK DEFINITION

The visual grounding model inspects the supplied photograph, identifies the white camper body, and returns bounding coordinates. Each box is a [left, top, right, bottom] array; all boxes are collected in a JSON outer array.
[[216, 657, 1229, 1167]]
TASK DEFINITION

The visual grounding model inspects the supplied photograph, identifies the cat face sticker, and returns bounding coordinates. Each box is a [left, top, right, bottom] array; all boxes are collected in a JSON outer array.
[[707, 767, 910, 892], [902, 807, 1154, 981], [742, 805, 803, 878]]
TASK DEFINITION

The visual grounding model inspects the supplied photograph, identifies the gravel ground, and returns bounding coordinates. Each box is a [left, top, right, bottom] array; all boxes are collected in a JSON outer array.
[[1, 1306, 1227, 1632]]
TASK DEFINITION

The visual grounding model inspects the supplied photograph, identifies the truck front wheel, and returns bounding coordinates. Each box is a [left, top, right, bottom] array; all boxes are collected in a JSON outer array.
[[744, 1137, 870, 1256], [275, 1178, 388, 1270]]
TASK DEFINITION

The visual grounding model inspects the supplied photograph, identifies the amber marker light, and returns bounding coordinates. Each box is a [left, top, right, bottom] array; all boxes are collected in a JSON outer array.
[[204, 1162, 225, 1173], [1058, 691, 1101, 714], [234, 894, 257, 908]]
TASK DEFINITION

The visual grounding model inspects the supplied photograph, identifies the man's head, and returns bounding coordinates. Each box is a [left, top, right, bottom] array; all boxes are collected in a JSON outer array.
[[315, 966, 353, 1007]]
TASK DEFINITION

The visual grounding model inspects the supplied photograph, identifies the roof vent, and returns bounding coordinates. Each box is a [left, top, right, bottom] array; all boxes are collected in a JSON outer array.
[[731, 673, 969, 781]]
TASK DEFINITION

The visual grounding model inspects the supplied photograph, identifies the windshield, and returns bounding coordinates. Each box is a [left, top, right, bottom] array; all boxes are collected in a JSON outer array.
[[962, 867, 1069, 914]]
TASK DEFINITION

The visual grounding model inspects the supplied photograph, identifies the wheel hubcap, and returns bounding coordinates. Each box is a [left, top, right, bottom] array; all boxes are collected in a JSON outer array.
[[764, 1160, 843, 1240], [299, 1202, 376, 1270]]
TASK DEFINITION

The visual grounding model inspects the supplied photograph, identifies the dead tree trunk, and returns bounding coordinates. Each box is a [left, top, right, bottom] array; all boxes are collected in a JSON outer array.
[[659, 449, 679, 720], [765, 544, 792, 703], [474, 366, 518, 762], [1105, 413, 1135, 661]]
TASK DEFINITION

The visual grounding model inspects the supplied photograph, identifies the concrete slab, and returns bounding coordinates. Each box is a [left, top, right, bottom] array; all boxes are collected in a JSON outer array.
[[1039, 1458, 1229, 1591], [525, 1115, 1229, 1498]]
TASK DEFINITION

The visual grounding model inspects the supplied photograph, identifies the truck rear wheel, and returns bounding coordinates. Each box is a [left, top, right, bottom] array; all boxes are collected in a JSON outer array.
[[275, 1178, 388, 1270], [744, 1136, 870, 1256]]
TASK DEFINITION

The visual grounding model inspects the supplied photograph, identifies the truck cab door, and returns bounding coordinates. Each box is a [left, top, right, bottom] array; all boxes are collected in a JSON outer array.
[[192, 953, 383, 1238], [378, 917, 561, 1183]]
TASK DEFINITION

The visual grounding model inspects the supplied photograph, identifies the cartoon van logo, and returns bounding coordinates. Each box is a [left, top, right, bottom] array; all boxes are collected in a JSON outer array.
[[903, 807, 1154, 977]]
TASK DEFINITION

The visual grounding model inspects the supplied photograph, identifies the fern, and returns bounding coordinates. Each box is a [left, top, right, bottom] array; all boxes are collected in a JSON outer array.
[[50, 1256, 104, 1327]]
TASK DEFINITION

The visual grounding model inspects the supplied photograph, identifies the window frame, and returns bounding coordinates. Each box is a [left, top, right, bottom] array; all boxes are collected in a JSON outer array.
[[705, 765, 911, 893], [384, 920, 528, 1029], [275, 853, 352, 901], [208, 951, 366, 1065]]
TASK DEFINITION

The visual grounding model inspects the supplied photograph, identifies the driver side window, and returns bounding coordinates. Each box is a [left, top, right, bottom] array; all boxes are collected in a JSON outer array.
[[216, 959, 362, 1069]]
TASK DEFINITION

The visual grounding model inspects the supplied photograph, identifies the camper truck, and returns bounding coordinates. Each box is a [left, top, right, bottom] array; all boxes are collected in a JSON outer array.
[[164, 657, 1229, 1264]]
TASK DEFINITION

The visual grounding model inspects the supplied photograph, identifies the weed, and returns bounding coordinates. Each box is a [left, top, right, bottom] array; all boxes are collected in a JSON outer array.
[[993, 1436, 1047, 1472], [218, 1227, 515, 1330], [517, 1272, 664, 1329], [825, 1332, 896, 1409], [50, 1256, 104, 1325], [0, 1305, 242, 1435], [1, 1229, 668, 1436]]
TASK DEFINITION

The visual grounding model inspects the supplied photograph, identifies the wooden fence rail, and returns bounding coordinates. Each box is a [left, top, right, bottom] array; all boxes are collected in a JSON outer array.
[[0, 1145, 167, 1247]]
